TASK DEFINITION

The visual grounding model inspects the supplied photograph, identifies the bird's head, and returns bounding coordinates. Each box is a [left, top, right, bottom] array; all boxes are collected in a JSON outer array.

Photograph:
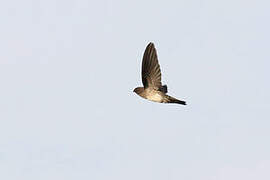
[[133, 87, 144, 95]]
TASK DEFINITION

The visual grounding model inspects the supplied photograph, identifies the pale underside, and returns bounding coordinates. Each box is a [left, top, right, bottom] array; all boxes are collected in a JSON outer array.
[[140, 88, 164, 103]]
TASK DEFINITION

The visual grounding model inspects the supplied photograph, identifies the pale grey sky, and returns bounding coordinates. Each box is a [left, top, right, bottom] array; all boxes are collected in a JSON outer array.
[[0, 0, 270, 180]]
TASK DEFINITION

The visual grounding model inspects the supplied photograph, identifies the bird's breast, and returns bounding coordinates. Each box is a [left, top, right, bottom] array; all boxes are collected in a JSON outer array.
[[145, 91, 163, 102]]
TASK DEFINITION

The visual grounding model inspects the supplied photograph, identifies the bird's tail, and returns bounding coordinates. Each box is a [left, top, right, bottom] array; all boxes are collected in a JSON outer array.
[[164, 95, 186, 105]]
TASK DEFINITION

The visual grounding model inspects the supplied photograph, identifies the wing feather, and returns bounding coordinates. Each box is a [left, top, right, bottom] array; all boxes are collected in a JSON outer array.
[[141, 42, 162, 89]]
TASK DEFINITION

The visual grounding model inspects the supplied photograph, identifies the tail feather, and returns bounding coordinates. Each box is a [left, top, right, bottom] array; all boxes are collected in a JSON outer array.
[[164, 95, 186, 105]]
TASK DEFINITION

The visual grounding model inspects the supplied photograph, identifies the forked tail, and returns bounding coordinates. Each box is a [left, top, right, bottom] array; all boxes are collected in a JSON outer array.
[[164, 95, 186, 105]]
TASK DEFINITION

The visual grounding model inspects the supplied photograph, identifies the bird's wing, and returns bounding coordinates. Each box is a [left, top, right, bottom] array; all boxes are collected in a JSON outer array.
[[141, 42, 162, 90]]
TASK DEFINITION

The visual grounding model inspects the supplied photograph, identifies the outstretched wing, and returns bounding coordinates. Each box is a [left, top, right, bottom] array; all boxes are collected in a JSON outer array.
[[141, 42, 162, 90]]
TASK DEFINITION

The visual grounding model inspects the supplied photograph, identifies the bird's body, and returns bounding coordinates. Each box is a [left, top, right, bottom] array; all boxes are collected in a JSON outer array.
[[134, 87, 163, 102], [133, 42, 186, 105]]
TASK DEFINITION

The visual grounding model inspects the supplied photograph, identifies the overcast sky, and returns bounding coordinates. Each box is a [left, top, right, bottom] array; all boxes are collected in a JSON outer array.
[[1, 0, 270, 180]]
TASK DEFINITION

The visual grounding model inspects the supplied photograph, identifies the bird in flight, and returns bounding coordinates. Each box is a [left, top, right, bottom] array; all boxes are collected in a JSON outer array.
[[133, 42, 186, 105]]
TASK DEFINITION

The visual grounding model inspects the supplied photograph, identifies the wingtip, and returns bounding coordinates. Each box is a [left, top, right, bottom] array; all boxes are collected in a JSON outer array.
[[148, 42, 155, 46]]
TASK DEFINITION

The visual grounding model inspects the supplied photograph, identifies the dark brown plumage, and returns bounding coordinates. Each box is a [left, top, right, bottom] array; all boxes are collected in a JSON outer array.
[[133, 42, 186, 105]]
